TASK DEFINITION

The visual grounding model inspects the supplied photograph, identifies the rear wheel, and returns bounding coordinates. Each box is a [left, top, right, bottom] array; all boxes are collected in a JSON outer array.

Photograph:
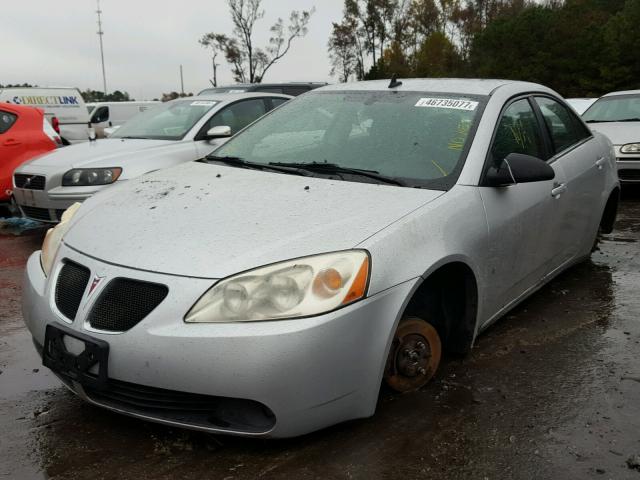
[[384, 317, 442, 392]]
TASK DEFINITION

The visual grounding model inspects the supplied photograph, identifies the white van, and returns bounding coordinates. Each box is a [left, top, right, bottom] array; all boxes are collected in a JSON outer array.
[[0, 87, 90, 145], [87, 101, 160, 138]]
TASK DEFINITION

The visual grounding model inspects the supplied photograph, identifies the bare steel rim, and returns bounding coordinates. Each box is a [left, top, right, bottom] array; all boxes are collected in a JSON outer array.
[[384, 317, 442, 392]]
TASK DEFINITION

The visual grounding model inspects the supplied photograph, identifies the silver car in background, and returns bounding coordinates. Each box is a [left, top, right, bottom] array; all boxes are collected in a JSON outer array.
[[12, 93, 290, 222], [22, 79, 619, 438], [583, 90, 640, 183]]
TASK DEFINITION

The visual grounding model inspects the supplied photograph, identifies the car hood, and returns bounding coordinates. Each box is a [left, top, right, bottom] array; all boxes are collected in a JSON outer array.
[[25, 138, 176, 169], [65, 162, 444, 278], [588, 123, 640, 146]]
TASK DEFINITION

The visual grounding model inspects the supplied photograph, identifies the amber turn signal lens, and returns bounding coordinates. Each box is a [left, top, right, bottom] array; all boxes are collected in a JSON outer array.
[[342, 257, 369, 305]]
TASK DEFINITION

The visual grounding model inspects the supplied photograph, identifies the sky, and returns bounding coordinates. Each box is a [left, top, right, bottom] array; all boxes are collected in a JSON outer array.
[[1, 0, 344, 99]]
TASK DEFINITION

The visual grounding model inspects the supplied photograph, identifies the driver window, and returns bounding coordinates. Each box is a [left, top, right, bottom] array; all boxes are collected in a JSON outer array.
[[491, 99, 544, 165], [91, 106, 109, 124], [205, 99, 267, 135]]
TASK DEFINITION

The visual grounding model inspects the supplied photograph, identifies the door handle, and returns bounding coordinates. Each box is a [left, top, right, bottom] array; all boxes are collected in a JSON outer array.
[[595, 157, 606, 170], [551, 183, 567, 198], [2, 139, 21, 147]]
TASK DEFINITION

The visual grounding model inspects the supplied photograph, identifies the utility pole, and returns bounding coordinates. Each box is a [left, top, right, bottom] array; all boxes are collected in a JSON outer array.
[[96, 0, 107, 95], [180, 65, 185, 95]]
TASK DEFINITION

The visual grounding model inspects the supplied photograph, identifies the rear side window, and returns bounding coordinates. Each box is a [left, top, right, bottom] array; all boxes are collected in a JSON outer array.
[[0, 110, 17, 134], [491, 99, 544, 164], [283, 87, 309, 97], [535, 97, 591, 153], [254, 87, 284, 94]]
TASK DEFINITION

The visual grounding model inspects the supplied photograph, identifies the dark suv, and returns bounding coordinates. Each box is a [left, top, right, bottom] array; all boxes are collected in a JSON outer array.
[[198, 82, 328, 97]]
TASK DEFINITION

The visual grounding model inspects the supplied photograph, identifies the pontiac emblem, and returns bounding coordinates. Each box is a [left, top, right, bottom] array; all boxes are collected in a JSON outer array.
[[88, 275, 105, 297]]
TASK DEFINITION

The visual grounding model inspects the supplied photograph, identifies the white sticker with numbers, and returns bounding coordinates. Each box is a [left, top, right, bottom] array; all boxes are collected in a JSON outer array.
[[415, 98, 479, 111]]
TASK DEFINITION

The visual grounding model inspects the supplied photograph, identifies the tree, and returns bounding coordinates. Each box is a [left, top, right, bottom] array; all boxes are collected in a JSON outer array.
[[80, 89, 132, 102], [200, 0, 314, 84], [199, 33, 226, 87], [328, 20, 359, 82], [602, 0, 640, 92], [415, 31, 461, 77]]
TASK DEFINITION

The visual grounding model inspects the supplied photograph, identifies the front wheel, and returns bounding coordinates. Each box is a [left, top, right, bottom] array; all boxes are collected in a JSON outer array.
[[384, 317, 442, 392]]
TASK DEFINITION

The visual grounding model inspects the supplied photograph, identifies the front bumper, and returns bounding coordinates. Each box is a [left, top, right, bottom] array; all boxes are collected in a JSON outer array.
[[13, 185, 107, 223], [615, 146, 640, 183], [22, 245, 416, 438]]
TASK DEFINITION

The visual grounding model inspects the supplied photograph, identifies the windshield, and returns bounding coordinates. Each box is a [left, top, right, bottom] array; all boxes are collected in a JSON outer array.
[[112, 100, 218, 140], [213, 91, 485, 189], [583, 94, 640, 122]]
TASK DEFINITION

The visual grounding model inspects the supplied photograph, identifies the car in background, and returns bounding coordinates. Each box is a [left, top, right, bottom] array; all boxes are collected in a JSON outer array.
[[566, 98, 597, 115], [198, 82, 327, 97], [0, 87, 90, 145], [87, 101, 161, 138], [22, 79, 619, 438], [12, 92, 291, 222], [583, 90, 640, 183], [0, 104, 60, 213]]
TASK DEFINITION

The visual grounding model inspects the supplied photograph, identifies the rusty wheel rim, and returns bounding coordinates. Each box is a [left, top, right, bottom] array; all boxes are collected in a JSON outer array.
[[384, 317, 442, 392]]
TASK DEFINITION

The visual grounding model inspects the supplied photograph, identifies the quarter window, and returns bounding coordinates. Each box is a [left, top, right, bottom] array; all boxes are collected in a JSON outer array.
[[0, 110, 17, 134], [535, 97, 590, 153], [491, 99, 544, 164], [205, 99, 267, 135]]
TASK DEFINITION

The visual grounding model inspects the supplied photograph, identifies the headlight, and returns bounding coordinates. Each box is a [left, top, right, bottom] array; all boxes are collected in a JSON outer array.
[[41, 202, 82, 276], [185, 250, 370, 323], [62, 168, 122, 186], [620, 143, 640, 154]]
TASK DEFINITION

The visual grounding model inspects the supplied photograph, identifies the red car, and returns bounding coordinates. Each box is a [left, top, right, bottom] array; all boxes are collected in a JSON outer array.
[[0, 103, 60, 208]]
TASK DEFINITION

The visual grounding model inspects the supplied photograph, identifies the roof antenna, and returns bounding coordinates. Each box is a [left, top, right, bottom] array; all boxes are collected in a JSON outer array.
[[388, 74, 403, 89]]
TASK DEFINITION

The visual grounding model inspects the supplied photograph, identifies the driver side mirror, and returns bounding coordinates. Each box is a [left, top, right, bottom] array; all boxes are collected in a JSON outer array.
[[485, 153, 555, 187], [205, 125, 232, 139]]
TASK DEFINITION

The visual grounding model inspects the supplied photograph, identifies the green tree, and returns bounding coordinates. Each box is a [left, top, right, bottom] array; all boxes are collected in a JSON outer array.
[[602, 0, 640, 92], [415, 31, 461, 77]]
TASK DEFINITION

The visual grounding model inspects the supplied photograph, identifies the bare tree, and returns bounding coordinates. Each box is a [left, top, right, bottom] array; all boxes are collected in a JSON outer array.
[[201, 0, 314, 84], [328, 20, 359, 82]]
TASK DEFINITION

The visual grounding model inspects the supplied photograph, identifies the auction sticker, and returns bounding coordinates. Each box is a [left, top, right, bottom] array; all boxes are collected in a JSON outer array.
[[415, 98, 478, 111], [190, 101, 218, 106]]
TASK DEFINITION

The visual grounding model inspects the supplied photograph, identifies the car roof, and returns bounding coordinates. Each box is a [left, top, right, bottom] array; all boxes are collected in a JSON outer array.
[[317, 78, 546, 96], [602, 90, 640, 97], [171, 92, 292, 103], [215, 82, 327, 88]]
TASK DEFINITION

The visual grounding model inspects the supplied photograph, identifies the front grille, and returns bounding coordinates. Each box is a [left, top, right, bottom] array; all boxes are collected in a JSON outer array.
[[83, 378, 276, 433], [55, 261, 91, 320], [618, 169, 640, 181], [14, 174, 46, 190], [20, 206, 52, 222], [87, 279, 168, 332]]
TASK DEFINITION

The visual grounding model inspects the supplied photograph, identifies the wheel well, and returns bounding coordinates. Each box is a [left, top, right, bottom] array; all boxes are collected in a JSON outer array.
[[403, 262, 478, 355], [601, 188, 620, 234]]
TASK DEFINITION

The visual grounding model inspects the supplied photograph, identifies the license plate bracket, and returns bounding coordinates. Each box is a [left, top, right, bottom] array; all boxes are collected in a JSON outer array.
[[43, 323, 109, 390]]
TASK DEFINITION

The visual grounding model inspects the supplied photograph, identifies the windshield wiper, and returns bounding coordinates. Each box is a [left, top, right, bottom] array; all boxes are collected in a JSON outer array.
[[203, 155, 310, 177], [269, 162, 406, 186]]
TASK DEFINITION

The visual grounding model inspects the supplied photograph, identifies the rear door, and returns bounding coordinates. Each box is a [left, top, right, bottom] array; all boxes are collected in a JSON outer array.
[[533, 96, 604, 261], [479, 97, 569, 317]]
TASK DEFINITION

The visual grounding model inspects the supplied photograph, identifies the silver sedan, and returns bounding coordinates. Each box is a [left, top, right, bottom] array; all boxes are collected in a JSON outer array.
[[22, 79, 619, 438], [583, 90, 640, 183], [12, 92, 291, 222]]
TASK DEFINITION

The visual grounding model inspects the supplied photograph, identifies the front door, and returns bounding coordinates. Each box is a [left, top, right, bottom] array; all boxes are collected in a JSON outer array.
[[479, 97, 568, 319]]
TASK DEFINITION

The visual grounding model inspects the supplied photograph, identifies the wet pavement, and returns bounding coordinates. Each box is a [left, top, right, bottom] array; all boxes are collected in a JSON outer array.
[[1, 194, 639, 480]]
